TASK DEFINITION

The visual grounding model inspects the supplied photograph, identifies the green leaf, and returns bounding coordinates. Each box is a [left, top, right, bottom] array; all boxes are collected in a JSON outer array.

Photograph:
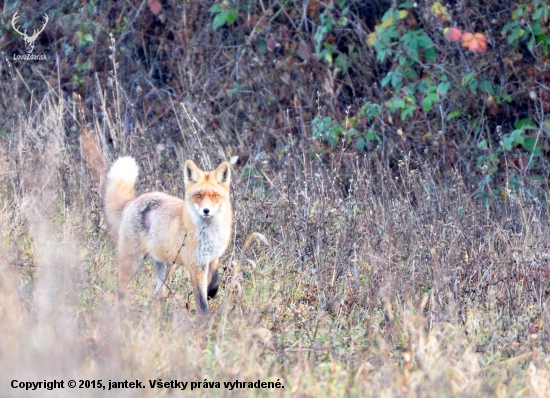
[[257, 39, 267, 54], [338, 17, 348, 26], [523, 137, 541, 155], [361, 103, 381, 120], [437, 81, 450, 96], [328, 127, 340, 147], [417, 36, 433, 48], [468, 79, 479, 92], [503, 135, 515, 151], [447, 110, 462, 120], [392, 9, 401, 23], [417, 80, 428, 93], [501, 94, 513, 103], [461, 73, 474, 86], [477, 139, 488, 150], [83, 33, 94, 43], [514, 118, 534, 129], [502, 22, 514, 34], [463, 75, 474, 86], [401, 31, 415, 47], [376, 48, 389, 63], [394, 99, 405, 108], [399, 2, 415, 8], [365, 129, 379, 141], [212, 12, 227, 30], [532, 20, 543, 36], [335, 53, 352, 73], [479, 80, 494, 94], [386, 26, 399, 39], [356, 137, 365, 151], [424, 47, 437, 62], [527, 34, 536, 52], [404, 69, 418, 79], [225, 10, 237, 24], [508, 26, 522, 43], [381, 8, 394, 22], [533, 6, 544, 20], [511, 129, 525, 145], [428, 92, 438, 102], [400, 105, 416, 120], [422, 97, 432, 112], [209, 4, 222, 13], [315, 31, 325, 53], [391, 72, 403, 89], [381, 72, 392, 87], [406, 48, 419, 61]]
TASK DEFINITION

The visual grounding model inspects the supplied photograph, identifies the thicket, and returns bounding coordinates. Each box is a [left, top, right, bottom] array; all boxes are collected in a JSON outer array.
[[1, 0, 550, 206]]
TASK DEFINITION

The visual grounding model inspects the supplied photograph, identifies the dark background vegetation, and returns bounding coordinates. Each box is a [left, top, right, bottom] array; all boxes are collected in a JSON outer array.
[[1, 0, 550, 396], [2, 0, 550, 185]]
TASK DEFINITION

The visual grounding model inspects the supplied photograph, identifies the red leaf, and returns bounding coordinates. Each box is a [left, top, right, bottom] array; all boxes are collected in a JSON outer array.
[[461, 32, 487, 54], [474, 33, 487, 53], [461, 32, 473, 47], [148, 0, 162, 15], [444, 27, 462, 42]]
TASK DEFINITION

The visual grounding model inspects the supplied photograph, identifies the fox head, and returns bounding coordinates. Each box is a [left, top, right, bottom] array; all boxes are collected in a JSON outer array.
[[184, 160, 231, 219]]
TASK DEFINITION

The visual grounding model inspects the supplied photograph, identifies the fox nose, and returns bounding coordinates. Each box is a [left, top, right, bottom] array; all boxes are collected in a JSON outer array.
[[203, 208, 210, 215]]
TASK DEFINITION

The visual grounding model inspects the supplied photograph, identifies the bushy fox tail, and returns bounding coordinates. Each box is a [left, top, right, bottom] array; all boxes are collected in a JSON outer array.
[[104, 157, 139, 235]]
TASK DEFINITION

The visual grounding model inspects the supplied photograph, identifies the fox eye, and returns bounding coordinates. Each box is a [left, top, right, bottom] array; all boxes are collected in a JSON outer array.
[[213, 194, 219, 199], [194, 193, 202, 199]]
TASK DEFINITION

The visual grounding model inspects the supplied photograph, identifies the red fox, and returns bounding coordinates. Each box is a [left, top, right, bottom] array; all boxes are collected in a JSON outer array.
[[104, 156, 232, 314]]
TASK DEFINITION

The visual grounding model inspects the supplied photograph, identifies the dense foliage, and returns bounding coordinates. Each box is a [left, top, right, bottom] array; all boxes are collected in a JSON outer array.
[[2, 1, 550, 205]]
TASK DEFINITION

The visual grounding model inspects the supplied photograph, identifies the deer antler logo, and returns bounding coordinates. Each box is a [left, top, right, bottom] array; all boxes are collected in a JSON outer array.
[[11, 12, 49, 54]]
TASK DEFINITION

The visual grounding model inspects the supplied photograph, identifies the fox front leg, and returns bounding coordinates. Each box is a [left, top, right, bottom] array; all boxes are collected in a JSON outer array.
[[207, 257, 220, 299], [190, 269, 209, 314]]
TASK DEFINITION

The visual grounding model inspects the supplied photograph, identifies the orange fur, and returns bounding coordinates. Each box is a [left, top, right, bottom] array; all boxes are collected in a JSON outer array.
[[104, 157, 232, 315]]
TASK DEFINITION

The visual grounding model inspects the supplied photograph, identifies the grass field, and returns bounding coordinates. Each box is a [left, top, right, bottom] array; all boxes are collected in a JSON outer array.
[[1, 84, 550, 397]]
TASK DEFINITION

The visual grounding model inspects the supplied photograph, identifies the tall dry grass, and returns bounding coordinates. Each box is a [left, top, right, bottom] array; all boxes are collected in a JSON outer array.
[[0, 66, 549, 398]]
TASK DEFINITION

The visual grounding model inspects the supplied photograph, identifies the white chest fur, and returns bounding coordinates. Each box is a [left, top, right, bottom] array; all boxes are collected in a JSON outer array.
[[193, 214, 231, 268]]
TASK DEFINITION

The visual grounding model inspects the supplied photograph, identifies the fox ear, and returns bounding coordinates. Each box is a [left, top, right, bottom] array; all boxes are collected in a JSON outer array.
[[214, 161, 231, 186], [184, 160, 202, 186]]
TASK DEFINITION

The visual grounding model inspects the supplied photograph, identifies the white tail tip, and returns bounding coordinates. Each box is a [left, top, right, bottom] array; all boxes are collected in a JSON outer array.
[[107, 156, 139, 181]]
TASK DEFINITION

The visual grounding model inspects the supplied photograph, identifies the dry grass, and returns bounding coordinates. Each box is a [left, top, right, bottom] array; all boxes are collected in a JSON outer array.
[[1, 71, 550, 398]]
